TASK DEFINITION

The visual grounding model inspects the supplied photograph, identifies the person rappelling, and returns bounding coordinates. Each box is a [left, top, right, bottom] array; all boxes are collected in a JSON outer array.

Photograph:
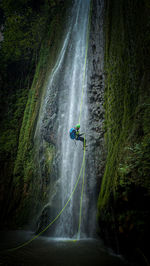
[[69, 124, 86, 148]]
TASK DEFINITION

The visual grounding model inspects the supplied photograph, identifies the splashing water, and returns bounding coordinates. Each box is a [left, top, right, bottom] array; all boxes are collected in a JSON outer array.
[[34, 0, 97, 239]]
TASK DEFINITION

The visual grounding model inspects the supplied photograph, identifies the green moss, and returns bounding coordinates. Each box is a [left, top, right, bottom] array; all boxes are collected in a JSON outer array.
[[44, 142, 55, 175], [98, 0, 150, 256], [14, 3, 66, 181], [0, 0, 72, 227], [12, 1, 71, 227]]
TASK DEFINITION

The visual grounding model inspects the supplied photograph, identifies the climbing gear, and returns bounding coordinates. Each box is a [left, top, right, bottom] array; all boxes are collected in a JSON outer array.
[[8, 145, 86, 251], [75, 131, 80, 139], [77, 136, 86, 239], [69, 128, 76, 139], [78, 0, 92, 125], [75, 0, 92, 238], [7, 0, 92, 251]]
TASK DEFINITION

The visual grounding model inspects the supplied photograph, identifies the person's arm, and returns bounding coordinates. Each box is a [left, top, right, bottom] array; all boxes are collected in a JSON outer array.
[[76, 130, 79, 136], [79, 132, 84, 136]]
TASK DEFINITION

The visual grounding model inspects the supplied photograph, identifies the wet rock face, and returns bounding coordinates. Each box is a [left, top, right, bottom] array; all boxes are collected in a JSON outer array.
[[87, 0, 105, 189], [36, 204, 57, 235], [41, 86, 59, 146], [35, 0, 106, 235]]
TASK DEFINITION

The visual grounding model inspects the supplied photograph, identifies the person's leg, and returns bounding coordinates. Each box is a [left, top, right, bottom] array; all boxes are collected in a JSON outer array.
[[78, 136, 86, 147]]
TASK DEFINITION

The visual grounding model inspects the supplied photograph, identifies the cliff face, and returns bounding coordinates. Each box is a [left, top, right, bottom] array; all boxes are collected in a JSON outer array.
[[13, 3, 74, 228], [97, 0, 150, 262], [0, 0, 71, 228], [0, 0, 150, 263], [0, 0, 105, 232], [35, 0, 105, 238], [87, 0, 105, 194]]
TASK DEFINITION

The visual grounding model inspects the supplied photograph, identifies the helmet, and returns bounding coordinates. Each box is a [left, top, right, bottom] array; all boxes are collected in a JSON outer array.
[[75, 124, 80, 129]]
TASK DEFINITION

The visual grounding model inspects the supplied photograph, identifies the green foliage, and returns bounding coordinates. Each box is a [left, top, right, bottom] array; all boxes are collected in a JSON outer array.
[[44, 142, 55, 175], [11, 0, 70, 227], [0, 0, 71, 227], [0, 0, 48, 62], [0, 0, 49, 164], [0, 88, 28, 159], [98, 0, 150, 255], [98, 0, 150, 208]]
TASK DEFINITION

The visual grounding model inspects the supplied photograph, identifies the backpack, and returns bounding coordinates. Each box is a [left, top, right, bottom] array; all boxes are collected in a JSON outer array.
[[69, 128, 76, 139]]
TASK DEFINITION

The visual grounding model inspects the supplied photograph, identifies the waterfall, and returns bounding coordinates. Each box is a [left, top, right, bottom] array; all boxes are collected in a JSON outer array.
[[35, 0, 97, 239], [55, 0, 90, 238]]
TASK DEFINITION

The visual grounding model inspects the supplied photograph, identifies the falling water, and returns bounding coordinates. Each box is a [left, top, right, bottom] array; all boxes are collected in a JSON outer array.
[[35, 0, 97, 239], [55, 0, 90, 238]]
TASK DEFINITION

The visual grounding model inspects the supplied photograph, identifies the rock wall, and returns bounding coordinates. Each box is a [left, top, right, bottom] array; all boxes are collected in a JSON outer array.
[[35, 0, 106, 237], [87, 0, 105, 197], [97, 0, 150, 264], [5, 1, 72, 228]]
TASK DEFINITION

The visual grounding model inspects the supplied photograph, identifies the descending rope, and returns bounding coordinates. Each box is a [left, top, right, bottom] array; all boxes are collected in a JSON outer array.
[[76, 0, 92, 239], [78, 0, 92, 125], [7, 0, 92, 252], [76, 137, 86, 240], [7, 149, 86, 252]]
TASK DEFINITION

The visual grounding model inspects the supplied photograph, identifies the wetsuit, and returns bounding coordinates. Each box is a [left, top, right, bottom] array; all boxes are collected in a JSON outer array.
[[75, 129, 86, 146]]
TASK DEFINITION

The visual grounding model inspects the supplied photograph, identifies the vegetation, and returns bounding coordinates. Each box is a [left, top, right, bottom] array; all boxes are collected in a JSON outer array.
[[97, 0, 150, 262], [0, 0, 71, 227]]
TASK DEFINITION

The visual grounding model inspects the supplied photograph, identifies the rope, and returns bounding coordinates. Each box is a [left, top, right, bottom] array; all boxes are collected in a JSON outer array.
[[7, 148, 86, 252], [77, 137, 86, 239], [7, 0, 92, 251], [78, 0, 92, 124], [76, 0, 92, 240]]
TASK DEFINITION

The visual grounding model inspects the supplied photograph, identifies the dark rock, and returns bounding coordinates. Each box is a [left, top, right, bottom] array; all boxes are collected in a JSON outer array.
[[36, 204, 54, 235], [87, 0, 105, 186]]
